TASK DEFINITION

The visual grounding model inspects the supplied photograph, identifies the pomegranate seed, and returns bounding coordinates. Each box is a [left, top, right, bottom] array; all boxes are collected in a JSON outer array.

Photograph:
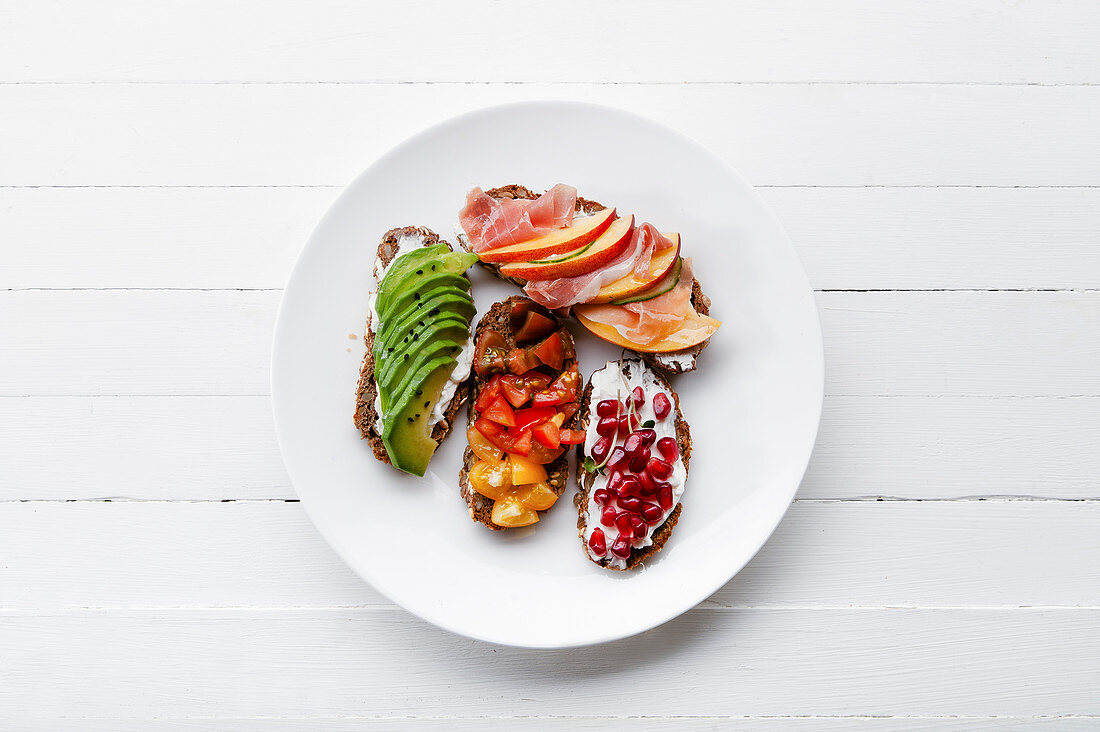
[[656, 436, 679, 462], [630, 515, 647, 536], [610, 536, 631, 559], [595, 417, 618, 438], [653, 392, 672, 420], [636, 471, 657, 496], [620, 495, 642, 512], [631, 386, 646, 410], [591, 435, 613, 463], [642, 503, 665, 523], [629, 445, 651, 473], [658, 485, 674, 510], [651, 478, 672, 493], [606, 472, 625, 496], [588, 528, 606, 556], [617, 475, 641, 498], [614, 512, 634, 538], [634, 428, 657, 446], [593, 488, 611, 506], [623, 432, 644, 455], [596, 399, 620, 418], [647, 457, 673, 479], [607, 447, 630, 472], [601, 506, 617, 527]]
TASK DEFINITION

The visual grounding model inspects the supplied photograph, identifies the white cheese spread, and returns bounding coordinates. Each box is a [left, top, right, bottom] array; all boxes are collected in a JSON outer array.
[[580, 359, 687, 569]]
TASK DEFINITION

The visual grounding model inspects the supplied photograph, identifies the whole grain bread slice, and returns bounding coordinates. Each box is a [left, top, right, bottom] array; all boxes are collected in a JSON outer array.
[[353, 225, 474, 465], [573, 359, 691, 570], [456, 184, 711, 374], [458, 296, 582, 530]]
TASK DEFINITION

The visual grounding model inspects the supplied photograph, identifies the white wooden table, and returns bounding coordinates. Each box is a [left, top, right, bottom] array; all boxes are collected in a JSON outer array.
[[2, 2, 1099, 729]]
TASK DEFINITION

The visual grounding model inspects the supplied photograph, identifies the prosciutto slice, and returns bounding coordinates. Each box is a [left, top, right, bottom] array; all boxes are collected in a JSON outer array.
[[524, 223, 674, 309], [572, 258, 719, 348], [459, 184, 577, 252]]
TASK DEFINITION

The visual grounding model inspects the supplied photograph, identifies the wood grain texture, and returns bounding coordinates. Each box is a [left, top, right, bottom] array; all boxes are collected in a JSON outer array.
[[9, 717, 1100, 731], [2, 608, 1097, 718], [1, 84, 1097, 187], [3, 501, 1098, 610], [3, 186, 1099, 291], [3, 395, 1097, 500], [2, 0, 1097, 84], [3, 290, 1096, 397]]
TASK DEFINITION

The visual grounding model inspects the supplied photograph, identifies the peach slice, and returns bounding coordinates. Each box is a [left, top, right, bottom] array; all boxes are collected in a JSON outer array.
[[573, 308, 722, 353], [476, 207, 616, 264], [499, 215, 635, 281], [585, 232, 681, 304]]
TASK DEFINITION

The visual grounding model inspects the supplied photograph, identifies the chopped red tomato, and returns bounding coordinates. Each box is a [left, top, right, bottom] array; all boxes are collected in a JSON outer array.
[[507, 348, 540, 376], [474, 375, 503, 411], [531, 332, 566, 370], [558, 428, 586, 445], [513, 405, 557, 433], [499, 375, 531, 408], [531, 412, 566, 448], [508, 429, 533, 456], [475, 417, 510, 452], [473, 331, 508, 376], [557, 402, 579, 423], [532, 389, 567, 407], [525, 440, 565, 464], [514, 311, 558, 344], [483, 395, 516, 427]]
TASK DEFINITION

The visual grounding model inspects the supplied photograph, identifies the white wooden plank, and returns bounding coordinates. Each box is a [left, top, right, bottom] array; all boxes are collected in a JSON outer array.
[[3, 395, 1096, 500], [2, 0, 1097, 84], [1, 608, 1096, 717], [12, 716, 1098, 731], [801, 396, 1100, 499], [4, 187, 1099, 291], [817, 291, 1100, 397], [0, 396, 290, 500], [3, 502, 1097, 610], [3, 290, 1096, 397], [1, 84, 1097, 187], [761, 187, 1100, 291]]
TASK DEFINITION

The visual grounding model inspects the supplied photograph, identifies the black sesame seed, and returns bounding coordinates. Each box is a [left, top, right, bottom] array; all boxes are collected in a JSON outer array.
[[424, 401, 430, 407], [403, 354, 409, 360], [416, 389, 423, 396], [416, 269, 423, 274], [413, 293, 420, 300], [407, 417, 413, 423], [414, 413, 420, 418], [431, 265, 436, 271]]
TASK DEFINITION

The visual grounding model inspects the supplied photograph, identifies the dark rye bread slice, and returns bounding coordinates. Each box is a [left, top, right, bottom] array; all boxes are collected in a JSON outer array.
[[458, 296, 581, 530], [353, 226, 474, 465], [457, 184, 711, 375], [573, 359, 691, 570]]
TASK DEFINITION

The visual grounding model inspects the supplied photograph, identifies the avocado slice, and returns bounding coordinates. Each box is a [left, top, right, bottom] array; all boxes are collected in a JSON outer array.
[[376, 320, 469, 410], [378, 339, 464, 415], [377, 271, 471, 322], [376, 249, 478, 318], [375, 286, 475, 348], [381, 356, 459, 476]]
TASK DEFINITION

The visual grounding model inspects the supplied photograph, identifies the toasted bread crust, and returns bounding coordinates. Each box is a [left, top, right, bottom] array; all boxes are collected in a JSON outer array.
[[459, 185, 712, 374], [458, 296, 581, 530], [573, 359, 691, 570], [353, 226, 474, 465]]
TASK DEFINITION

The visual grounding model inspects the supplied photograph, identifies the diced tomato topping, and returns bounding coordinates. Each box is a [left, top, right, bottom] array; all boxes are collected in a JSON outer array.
[[523, 372, 552, 392], [473, 331, 509, 376], [499, 375, 531, 408], [525, 440, 565, 465], [532, 388, 567, 407], [558, 428, 586, 445], [507, 348, 540, 376], [509, 429, 533, 456], [557, 402, 579, 422], [531, 332, 566, 370], [531, 412, 566, 448], [514, 311, 558, 344], [474, 375, 503, 411], [513, 405, 557, 433], [483, 395, 516, 427], [475, 417, 511, 452]]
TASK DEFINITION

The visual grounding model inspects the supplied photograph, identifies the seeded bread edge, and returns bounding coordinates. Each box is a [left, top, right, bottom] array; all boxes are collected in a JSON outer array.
[[458, 296, 581, 530], [353, 226, 474, 466], [572, 359, 691, 570], [457, 184, 710, 374]]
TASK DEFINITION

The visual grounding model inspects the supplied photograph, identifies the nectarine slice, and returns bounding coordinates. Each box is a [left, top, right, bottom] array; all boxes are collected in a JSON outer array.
[[499, 215, 635, 280], [476, 207, 616, 264], [573, 308, 721, 353], [586, 232, 681, 304]]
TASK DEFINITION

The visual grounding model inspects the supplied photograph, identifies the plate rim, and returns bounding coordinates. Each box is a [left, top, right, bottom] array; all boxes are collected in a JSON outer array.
[[271, 100, 824, 648]]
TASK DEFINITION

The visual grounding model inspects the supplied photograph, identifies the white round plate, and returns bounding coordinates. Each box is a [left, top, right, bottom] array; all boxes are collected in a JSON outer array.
[[272, 101, 823, 648]]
